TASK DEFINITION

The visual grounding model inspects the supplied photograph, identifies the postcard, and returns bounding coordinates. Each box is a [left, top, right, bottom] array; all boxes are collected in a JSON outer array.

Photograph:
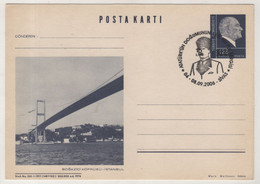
[[5, 4, 254, 180]]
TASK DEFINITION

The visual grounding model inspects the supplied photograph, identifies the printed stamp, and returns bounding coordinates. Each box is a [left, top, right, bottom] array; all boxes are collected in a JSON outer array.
[[210, 14, 246, 58]]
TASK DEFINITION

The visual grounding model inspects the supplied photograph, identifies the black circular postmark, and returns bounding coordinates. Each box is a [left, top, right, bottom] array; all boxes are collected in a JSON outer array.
[[177, 31, 234, 87]]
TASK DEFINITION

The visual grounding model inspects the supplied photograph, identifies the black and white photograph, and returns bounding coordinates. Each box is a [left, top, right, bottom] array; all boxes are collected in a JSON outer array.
[[15, 57, 124, 165]]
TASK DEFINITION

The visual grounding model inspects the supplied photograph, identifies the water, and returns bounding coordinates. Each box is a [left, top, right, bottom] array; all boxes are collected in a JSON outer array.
[[16, 142, 123, 165]]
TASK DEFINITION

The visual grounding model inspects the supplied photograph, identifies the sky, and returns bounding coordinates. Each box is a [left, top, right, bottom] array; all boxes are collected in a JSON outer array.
[[15, 57, 123, 134]]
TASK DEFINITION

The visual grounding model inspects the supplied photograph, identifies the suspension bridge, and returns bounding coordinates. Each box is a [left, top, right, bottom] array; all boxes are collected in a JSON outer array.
[[29, 73, 123, 143]]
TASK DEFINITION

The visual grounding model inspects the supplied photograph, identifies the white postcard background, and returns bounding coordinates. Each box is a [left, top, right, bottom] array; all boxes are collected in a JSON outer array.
[[1, 1, 258, 184]]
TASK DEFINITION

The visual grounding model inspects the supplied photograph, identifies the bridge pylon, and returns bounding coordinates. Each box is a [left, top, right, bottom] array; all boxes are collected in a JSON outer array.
[[35, 100, 46, 143]]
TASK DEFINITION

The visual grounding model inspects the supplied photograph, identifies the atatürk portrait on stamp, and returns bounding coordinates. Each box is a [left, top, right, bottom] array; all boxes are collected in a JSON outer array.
[[210, 14, 246, 58], [218, 16, 244, 48]]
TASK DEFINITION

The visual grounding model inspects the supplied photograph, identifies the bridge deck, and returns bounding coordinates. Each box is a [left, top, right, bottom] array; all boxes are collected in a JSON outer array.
[[32, 75, 123, 131]]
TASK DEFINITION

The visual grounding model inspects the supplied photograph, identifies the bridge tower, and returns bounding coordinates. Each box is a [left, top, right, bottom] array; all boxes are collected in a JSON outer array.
[[35, 100, 46, 143]]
